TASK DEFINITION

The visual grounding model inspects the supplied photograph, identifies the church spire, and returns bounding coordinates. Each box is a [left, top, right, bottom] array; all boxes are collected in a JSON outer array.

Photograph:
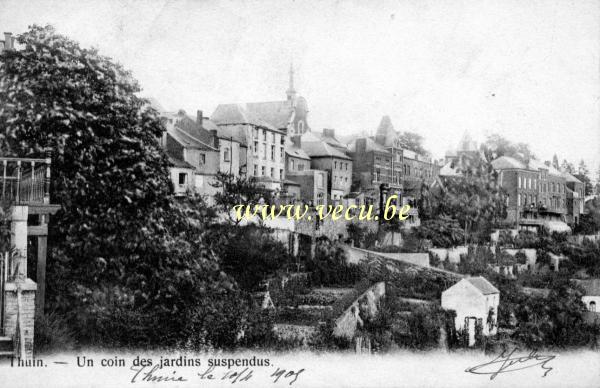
[[286, 62, 297, 101]]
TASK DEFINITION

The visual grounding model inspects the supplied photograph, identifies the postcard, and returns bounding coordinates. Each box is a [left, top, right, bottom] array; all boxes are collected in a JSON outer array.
[[0, 1, 599, 387]]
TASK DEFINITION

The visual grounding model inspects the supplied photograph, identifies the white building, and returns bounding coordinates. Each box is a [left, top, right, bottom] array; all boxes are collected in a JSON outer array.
[[441, 276, 500, 346], [573, 279, 600, 313]]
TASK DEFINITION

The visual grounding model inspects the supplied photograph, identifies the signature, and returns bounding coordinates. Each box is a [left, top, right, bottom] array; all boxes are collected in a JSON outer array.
[[465, 348, 556, 380]]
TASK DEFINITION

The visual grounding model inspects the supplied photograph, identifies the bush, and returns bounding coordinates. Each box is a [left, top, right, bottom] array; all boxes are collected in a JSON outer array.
[[34, 312, 77, 354]]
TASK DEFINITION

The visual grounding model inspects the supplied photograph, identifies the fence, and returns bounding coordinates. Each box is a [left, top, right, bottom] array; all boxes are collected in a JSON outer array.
[[1, 156, 51, 205]]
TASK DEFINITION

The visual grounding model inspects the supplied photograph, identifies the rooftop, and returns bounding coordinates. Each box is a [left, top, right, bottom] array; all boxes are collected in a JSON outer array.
[[466, 276, 500, 295]]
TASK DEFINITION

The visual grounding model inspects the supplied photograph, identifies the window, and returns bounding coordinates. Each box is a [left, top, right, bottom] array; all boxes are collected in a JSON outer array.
[[253, 128, 259, 139], [262, 130, 267, 141], [298, 163, 304, 171], [271, 133, 276, 143], [318, 173, 324, 188], [345, 163, 348, 170], [298, 121, 304, 133], [270, 167, 274, 177], [254, 141, 258, 153], [223, 148, 230, 162], [528, 178, 531, 189], [590, 301, 596, 312], [254, 165, 258, 176], [262, 143, 266, 160], [178, 173, 187, 186], [334, 161, 338, 169], [199, 153, 206, 165], [279, 169, 283, 179], [290, 159, 295, 170], [261, 166, 265, 176], [518, 194, 521, 206], [280, 147, 284, 159], [271, 145, 275, 160], [280, 136, 285, 145], [518, 176, 521, 189]]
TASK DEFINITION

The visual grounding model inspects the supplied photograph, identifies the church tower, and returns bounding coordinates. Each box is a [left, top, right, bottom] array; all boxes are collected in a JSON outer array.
[[286, 63, 297, 101]]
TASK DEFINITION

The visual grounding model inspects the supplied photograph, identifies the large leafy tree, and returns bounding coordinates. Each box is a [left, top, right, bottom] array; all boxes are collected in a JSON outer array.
[[398, 131, 429, 156], [419, 149, 507, 244], [0, 25, 246, 348]]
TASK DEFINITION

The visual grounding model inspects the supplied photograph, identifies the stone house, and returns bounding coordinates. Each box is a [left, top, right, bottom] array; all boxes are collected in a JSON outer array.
[[212, 104, 286, 192], [298, 131, 352, 205], [441, 276, 499, 346], [563, 172, 585, 226], [492, 156, 570, 232], [573, 279, 600, 313], [160, 110, 221, 198]]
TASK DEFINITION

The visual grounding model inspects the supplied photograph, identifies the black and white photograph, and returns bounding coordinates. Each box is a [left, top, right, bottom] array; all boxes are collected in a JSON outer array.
[[0, 1, 599, 387]]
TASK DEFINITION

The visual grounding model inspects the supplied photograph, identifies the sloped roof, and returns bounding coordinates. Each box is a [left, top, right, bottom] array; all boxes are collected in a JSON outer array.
[[317, 130, 348, 150], [216, 124, 248, 146], [168, 127, 217, 151], [211, 104, 281, 132], [439, 161, 460, 177], [167, 155, 194, 169], [491, 156, 527, 170], [201, 118, 220, 132], [286, 144, 310, 160], [527, 159, 562, 177], [301, 136, 351, 160], [466, 277, 499, 295], [245, 100, 294, 130], [375, 115, 397, 147], [346, 137, 388, 153], [562, 171, 582, 184], [573, 279, 600, 296]]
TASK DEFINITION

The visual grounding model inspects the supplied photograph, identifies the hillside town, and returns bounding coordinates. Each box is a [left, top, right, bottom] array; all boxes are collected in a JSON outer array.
[[1, 25, 600, 362]]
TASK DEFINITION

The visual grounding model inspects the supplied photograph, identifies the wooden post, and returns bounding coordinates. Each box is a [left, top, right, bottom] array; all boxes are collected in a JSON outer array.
[[35, 223, 47, 318]]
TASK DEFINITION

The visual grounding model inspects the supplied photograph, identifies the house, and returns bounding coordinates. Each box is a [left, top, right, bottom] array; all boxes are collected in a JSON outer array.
[[573, 279, 600, 313], [284, 138, 327, 205], [160, 110, 220, 198], [211, 104, 286, 192], [563, 171, 585, 226], [492, 156, 570, 232], [347, 116, 436, 225], [297, 131, 352, 205], [441, 276, 500, 346]]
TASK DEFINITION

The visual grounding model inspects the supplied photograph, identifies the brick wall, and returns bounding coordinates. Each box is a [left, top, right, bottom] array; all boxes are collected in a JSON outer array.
[[3, 280, 36, 358]]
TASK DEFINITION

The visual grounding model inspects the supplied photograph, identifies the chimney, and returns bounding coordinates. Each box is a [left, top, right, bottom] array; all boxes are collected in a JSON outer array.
[[210, 129, 219, 148], [197, 110, 203, 125], [4, 32, 13, 50], [323, 128, 335, 139]]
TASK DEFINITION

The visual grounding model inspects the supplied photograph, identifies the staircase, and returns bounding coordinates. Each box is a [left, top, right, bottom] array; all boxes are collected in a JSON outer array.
[[0, 335, 14, 358]]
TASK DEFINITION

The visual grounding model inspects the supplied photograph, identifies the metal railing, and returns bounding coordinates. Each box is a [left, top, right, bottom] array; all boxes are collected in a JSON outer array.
[[1, 156, 51, 205]]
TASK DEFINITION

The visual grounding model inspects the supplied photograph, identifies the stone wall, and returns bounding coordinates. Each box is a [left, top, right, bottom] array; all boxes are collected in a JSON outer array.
[[333, 282, 385, 340]]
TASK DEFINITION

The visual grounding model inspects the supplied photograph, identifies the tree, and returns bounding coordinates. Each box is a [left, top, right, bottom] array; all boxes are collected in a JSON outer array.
[[0, 25, 247, 349], [578, 159, 589, 176], [419, 150, 507, 244], [398, 131, 429, 156], [484, 134, 535, 163], [561, 159, 575, 174], [211, 171, 274, 224]]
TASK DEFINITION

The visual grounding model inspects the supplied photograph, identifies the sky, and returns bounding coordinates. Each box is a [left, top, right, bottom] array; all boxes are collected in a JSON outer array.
[[1, 0, 599, 177]]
